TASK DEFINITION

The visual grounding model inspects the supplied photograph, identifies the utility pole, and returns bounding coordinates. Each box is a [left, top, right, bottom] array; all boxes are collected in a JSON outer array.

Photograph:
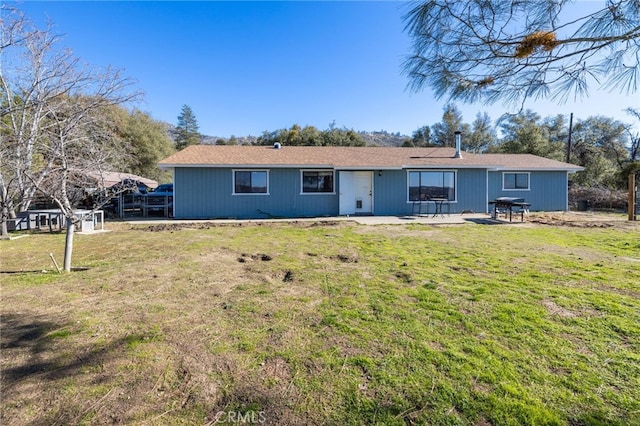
[[566, 113, 573, 163]]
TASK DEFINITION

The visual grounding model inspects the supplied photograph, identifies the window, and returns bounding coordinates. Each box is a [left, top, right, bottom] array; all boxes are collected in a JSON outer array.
[[302, 170, 334, 193], [234, 170, 268, 194], [503, 172, 530, 190], [408, 171, 456, 201]]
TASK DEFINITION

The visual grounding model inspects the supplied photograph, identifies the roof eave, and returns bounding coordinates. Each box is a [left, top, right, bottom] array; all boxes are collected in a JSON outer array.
[[493, 167, 585, 172], [158, 163, 336, 169]]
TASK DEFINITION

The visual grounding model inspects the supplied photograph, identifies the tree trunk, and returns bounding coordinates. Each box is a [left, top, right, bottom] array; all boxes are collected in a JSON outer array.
[[1, 218, 8, 240], [1, 185, 10, 240], [1, 197, 7, 240], [63, 217, 75, 272]]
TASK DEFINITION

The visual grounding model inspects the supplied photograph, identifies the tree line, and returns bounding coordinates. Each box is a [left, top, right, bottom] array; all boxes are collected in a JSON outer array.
[[253, 122, 366, 147], [403, 104, 639, 190]]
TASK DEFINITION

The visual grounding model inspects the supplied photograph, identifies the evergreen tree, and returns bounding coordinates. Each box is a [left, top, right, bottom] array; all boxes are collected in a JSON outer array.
[[467, 113, 496, 153], [431, 104, 471, 147], [570, 116, 629, 188], [175, 104, 201, 150], [403, 1, 640, 106], [411, 126, 432, 147], [401, 138, 415, 147], [300, 125, 323, 146], [495, 110, 564, 160], [255, 124, 365, 147]]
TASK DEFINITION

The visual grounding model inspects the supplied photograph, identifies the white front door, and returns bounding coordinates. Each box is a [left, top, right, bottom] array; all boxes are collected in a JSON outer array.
[[339, 171, 373, 215]]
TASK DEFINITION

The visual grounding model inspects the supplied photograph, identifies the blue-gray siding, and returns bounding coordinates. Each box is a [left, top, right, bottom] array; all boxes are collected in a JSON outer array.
[[175, 168, 337, 219], [488, 171, 568, 211], [372, 169, 488, 215], [455, 169, 488, 213], [173, 167, 570, 218]]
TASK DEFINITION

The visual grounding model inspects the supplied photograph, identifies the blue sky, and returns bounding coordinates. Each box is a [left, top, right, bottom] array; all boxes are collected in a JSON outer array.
[[12, 1, 640, 138]]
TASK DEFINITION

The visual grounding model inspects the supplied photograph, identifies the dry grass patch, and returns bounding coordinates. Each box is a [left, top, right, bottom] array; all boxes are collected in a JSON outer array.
[[541, 299, 578, 318]]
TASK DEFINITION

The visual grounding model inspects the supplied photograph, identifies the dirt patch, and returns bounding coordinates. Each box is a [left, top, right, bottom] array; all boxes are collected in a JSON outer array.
[[394, 271, 414, 285], [528, 212, 639, 229], [137, 220, 346, 233], [237, 253, 273, 263], [541, 299, 604, 319], [261, 356, 292, 383], [542, 299, 577, 318], [331, 254, 359, 263], [282, 270, 294, 282], [140, 222, 243, 232]]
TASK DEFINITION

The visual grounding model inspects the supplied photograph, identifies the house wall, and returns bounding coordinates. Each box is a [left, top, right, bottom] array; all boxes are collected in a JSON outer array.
[[371, 170, 406, 215], [372, 168, 487, 215], [488, 170, 568, 211], [174, 167, 569, 218], [174, 167, 338, 219], [455, 169, 488, 213]]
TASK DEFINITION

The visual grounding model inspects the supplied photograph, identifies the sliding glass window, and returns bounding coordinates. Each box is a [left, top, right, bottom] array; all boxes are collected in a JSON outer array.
[[408, 171, 456, 201]]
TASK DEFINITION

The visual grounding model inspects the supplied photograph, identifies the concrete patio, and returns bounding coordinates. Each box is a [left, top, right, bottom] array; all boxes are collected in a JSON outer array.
[[122, 213, 515, 226]]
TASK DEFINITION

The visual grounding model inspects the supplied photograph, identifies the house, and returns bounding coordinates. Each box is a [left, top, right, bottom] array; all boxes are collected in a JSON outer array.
[[158, 144, 583, 219]]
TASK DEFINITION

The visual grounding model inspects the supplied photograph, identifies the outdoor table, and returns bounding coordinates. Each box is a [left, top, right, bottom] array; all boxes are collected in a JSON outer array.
[[430, 198, 450, 218], [489, 199, 530, 222]]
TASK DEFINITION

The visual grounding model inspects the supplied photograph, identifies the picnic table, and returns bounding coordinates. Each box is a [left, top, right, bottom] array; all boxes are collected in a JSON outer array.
[[489, 197, 530, 222]]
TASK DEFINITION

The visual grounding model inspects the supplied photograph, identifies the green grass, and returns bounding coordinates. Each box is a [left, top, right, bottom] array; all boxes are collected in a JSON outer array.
[[1, 221, 639, 425]]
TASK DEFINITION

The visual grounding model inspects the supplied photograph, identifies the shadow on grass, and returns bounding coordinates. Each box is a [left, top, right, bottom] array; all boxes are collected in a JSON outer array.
[[1, 312, 305, 424], [1, 313, 126, 385], [0, 314, 59, 352], [464, 218, 508, 225], [0, 313, 138, 424], [0, 267, 90, 274]]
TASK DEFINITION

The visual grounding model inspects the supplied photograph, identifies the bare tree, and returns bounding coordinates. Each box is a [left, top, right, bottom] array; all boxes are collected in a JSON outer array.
[[403, 0, 640, 107], [1, 7, 32, 238], [1, 6, 140, 269]]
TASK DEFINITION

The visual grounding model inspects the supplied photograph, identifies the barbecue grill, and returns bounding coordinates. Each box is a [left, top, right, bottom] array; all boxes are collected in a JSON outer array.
[[489, 197, 531, 222]]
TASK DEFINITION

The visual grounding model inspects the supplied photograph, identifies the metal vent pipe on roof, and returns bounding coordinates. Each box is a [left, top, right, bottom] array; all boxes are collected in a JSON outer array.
[[454, 131, 462, 159]]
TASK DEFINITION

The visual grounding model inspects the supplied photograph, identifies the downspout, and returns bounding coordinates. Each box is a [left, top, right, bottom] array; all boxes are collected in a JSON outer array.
[[486, 169, 489, 214], [172, 168, 176, 218], [566, 171, 570, 211]]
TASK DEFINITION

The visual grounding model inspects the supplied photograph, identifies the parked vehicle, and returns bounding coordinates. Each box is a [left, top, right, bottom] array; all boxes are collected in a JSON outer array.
[[152, 183, 173, 195], [100, 179, 151, 218], [143, 183, 173, 217]]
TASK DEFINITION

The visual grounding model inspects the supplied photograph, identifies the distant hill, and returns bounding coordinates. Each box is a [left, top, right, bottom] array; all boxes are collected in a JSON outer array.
[[165, 122, 410, 147], [199, 131, 409, 147], [358, 131, 409, 147], [201, 135, 258, 145]]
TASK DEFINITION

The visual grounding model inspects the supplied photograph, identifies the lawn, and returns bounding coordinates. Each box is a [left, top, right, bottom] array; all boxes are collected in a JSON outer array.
[[1, 218, 639, 425]]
